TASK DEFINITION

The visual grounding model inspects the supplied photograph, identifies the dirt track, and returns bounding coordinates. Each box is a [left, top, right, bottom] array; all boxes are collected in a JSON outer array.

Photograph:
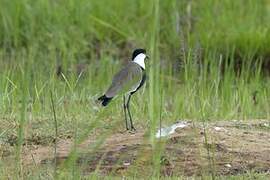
[[21, 120, 270, 177]]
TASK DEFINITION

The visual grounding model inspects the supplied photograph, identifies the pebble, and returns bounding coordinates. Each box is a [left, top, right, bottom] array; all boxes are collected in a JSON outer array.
[[123, 162, 130, 166]]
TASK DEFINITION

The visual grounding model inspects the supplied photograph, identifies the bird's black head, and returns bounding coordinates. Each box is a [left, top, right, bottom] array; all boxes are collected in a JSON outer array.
[[132, 49, 146, 60]]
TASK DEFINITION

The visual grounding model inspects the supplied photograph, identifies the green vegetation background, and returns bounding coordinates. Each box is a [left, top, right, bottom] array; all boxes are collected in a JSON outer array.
[[0, 0, 270, 178]]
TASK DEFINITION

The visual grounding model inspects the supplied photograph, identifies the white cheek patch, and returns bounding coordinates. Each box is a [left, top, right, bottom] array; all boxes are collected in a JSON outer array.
[[133, 53, 146, 69]]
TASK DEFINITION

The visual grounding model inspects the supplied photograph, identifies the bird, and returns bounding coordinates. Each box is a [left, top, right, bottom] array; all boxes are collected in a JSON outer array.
[[98, 48, 149, 131]]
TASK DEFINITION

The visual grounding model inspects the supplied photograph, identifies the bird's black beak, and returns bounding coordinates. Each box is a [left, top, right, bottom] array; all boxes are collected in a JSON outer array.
[[145, 55, 150, 60]]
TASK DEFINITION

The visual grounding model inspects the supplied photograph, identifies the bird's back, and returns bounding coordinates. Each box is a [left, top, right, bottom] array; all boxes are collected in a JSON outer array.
[[105, 62, 143, 98]]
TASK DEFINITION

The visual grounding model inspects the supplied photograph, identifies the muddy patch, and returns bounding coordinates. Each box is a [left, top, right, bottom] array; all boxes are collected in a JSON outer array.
[[20, 120, 270, 177]]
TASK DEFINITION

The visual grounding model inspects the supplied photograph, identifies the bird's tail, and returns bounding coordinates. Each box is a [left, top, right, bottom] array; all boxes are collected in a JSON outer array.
[[97, 95, 113, 106]]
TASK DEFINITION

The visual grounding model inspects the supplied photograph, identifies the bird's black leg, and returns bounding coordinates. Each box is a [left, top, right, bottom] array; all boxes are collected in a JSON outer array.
[[123, 95, 129, 130], [126, 94, 136, 131]]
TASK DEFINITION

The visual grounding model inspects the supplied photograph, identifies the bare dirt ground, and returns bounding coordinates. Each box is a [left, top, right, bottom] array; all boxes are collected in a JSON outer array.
[[19, 120, 270, 177]]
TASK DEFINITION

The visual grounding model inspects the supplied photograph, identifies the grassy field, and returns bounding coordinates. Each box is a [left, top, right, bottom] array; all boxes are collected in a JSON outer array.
[[0, 0, 270, 179]]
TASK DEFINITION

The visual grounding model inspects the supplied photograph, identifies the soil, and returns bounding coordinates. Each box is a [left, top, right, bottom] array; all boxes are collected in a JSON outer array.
[[16, 120, 270, 177]]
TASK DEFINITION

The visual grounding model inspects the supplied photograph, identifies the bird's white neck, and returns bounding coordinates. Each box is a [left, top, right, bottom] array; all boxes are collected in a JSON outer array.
[[133, 53, 145, 69]]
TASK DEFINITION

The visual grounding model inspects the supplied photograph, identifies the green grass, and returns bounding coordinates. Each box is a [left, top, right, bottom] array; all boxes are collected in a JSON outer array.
[[0, 0, 270, 178]]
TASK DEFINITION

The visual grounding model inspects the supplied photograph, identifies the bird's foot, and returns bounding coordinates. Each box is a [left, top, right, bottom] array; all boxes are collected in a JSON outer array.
[[130, 126, 136, 132]]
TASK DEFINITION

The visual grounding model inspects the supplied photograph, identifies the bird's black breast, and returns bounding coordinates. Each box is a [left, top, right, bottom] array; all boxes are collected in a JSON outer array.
[[131, 68, 146, 95]]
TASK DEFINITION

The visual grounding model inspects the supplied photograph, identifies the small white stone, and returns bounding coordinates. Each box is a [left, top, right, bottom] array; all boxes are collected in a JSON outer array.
[[123, 162, 130, 166], [225, 164, 231, 168], [263, 123, 269, 127], [214, 127, 222, 131]]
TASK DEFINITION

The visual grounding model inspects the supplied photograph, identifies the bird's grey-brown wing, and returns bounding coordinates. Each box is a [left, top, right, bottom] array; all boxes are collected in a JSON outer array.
[[105, 62, 142, 98]]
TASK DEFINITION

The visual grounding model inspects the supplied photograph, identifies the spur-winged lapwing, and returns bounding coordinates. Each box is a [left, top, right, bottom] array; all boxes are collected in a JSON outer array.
[[98, 49, 149, 131]]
